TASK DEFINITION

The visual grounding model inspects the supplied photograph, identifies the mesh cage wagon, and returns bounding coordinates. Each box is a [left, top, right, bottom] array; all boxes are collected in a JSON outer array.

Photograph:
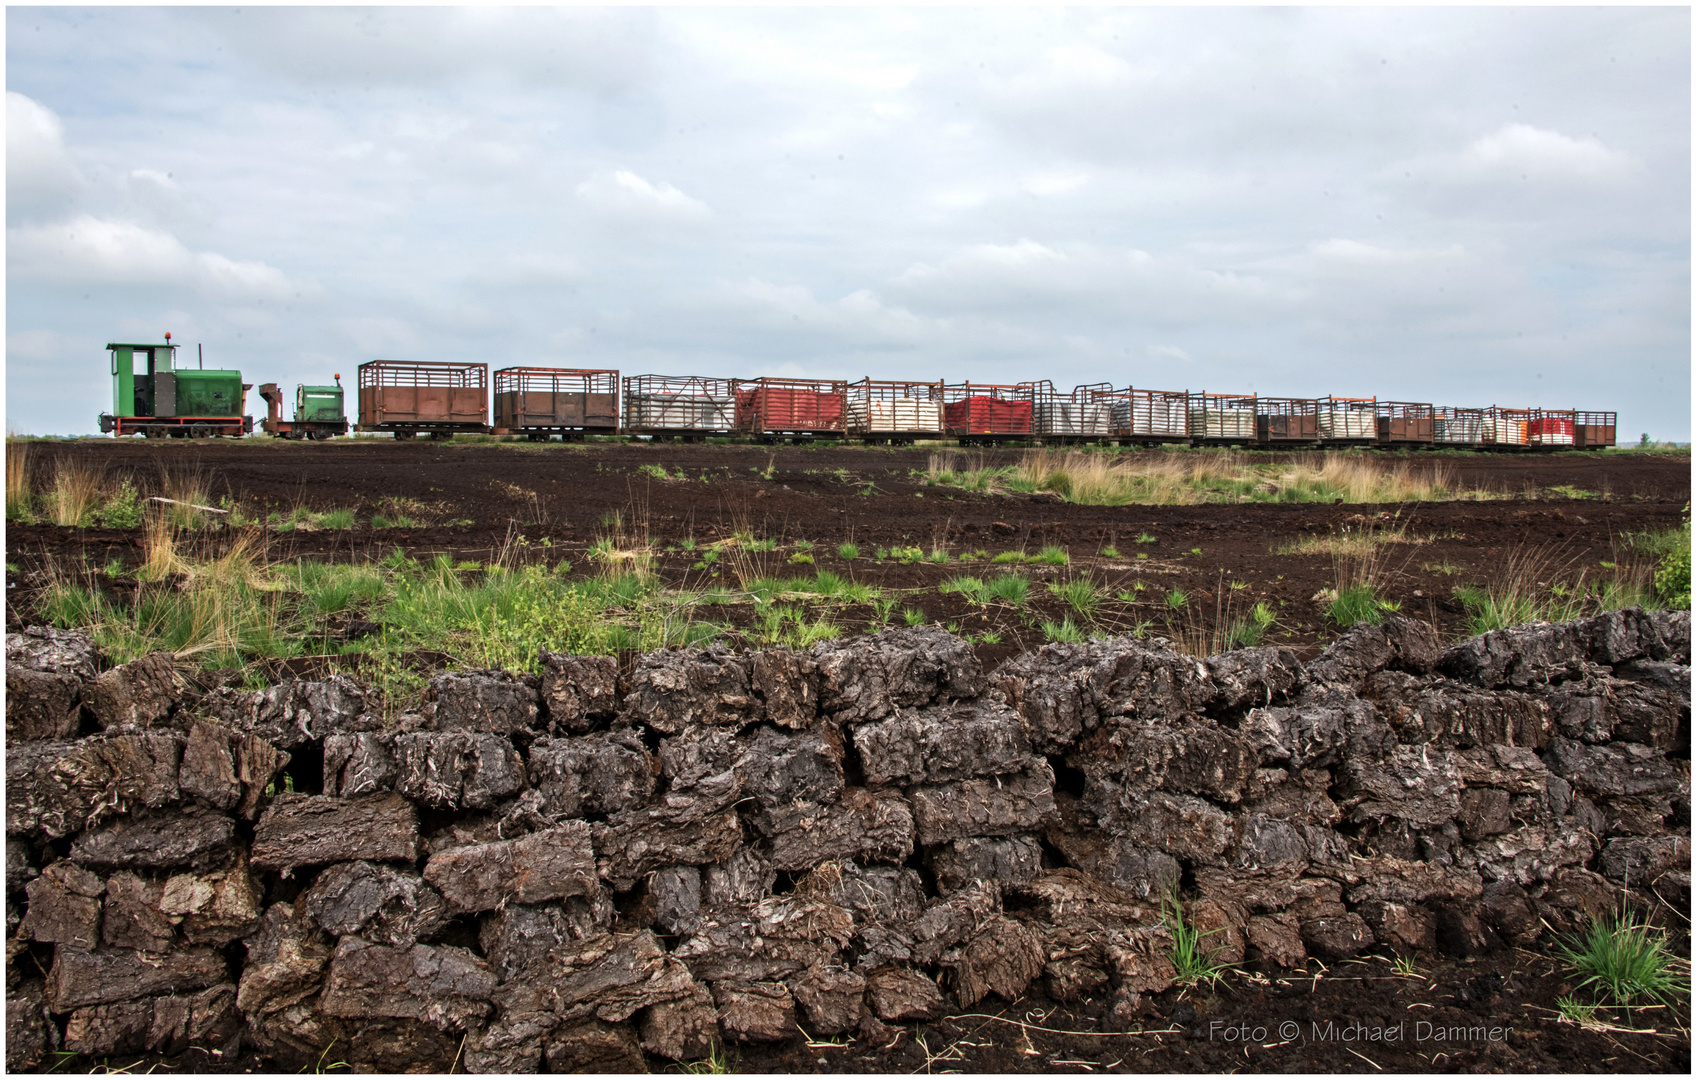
[[357, 360, 489, 438], [622, 375, 736, 437], [942, 382, 1033, 442], [1188, 392, 1258, 442], [732, 377, 848, 438], [846, 379, 944, 441], [1021, 381, 1113, 441], [493, 367, 619, 437], [1318, 396, 1378, 442], [1375, 401, 1435, 445], [1256, 397, 1322, 444], [1433, 405, 1486, 446]]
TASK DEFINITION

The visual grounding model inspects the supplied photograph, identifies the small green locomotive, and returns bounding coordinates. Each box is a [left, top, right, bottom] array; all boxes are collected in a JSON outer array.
[[98, 335, 254, 438]]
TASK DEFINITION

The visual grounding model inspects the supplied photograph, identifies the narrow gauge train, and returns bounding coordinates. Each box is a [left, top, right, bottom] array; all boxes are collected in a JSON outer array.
[[96, 341, 1616, 450]]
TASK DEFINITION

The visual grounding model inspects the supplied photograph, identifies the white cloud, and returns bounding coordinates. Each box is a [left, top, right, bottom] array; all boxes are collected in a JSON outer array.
[[7, 216, 302, 300], [7, 92, 80, 221], [1147, 344, 1193, 363], [575, 170, 709, 218], [130, 169, 177, 189], [1311, 239, 1467, 267], [5, 328, 73, 361], [335, 316, 420, 355], [1023, 171, 1090, 197], [1462, 123, 1637, 183]]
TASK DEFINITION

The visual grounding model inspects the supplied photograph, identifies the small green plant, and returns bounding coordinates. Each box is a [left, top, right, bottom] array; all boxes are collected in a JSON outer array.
[[679, 1039, 733, 1074], [1028, 545, 1069, 566], [787, 552, 814, 565], [637, 463, 674, 481], [874, 546, 889, 560], [1100, 545, 1120, 558], [1165, 587, 1188, 611], [1188, 546, 1202, 556], [1555, 908, 1688, 1013], [1041, 616, 1086, 643], [971, 629, 1003, 645], [1162, 890, 1236, 988], [745, 537, 778, 552], [794, 539, 815, 552], [1135, 532, 1157, 545], [836, 541, 859, 560], [940, 575, 989, 605], [1328, 584, 1397, 628], [985, 573, 1030, 607], [1649, 506, 1691, 609], [1225, 600, 1277, 648], [991, 549, 1024, 564], [1390, 954, 1420, 979], [1129, 618, 1153, 640], [1115, 582, 1146, 603], [92, 480, 145, 529], [891, 544, 924, 564], [1049, 579, 1104, 622], [371, 513, 417, 529], [902, 606, 927, 626]]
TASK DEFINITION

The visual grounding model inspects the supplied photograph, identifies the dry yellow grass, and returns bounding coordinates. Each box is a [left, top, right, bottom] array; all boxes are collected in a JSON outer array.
[[47, 457, 107, 526], [997, 450, 1473, 506], [6, 441, 32, 515]]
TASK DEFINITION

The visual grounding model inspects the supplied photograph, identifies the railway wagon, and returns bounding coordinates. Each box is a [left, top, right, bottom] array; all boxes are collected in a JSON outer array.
[[259, 378, 348, 440], [1092, 386, 1190, 443], [1256, 397, 1321, 444], [1318, 396, 1378, 442], [1526, 408, 1577, 448], [99, 337, 253, 438], [733, 377, 847, 440], [357, 360, 488, 440], [493, 367, 618, 440], [1189, 392, 1258, 443], [622, 375, 736, 440], [1376, 402, 1435, 446], [1574, 411, 1617, 450], [1023, 380, 1113, 442], [1433, 405, 1486, 446], [846, 379, 944, 443], [943, 382, 1033, 444], [1484, 406, 1534, 448]]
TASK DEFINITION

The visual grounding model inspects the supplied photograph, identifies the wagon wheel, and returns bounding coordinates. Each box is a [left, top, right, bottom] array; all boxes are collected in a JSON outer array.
[[189, 423, 212, 439]]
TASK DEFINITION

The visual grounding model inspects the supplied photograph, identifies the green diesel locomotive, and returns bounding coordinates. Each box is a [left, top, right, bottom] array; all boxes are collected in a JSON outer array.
[[98, 334, 347, 439]]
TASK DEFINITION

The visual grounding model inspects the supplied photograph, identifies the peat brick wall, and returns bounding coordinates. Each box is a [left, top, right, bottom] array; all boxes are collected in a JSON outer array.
[[6, 613, 1690, 1071]]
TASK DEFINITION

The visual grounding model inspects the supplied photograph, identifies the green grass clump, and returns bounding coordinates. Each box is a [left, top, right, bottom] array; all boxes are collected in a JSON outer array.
[[991, 550, 1024, 564], [1041, 616, 1085, 643], [940, 575, 989, 605], [1555, 909, 1688, 1013], [1028, 545, 1069, 566], [837, 541, 860, 560], [1225, 601, 1277, 648], [1162, 890, 1236, 988], [902, 606, 927, 626], [984, 573, 1030, 607], [1165, 588, 1188, 611], [1049, 579, 1103, 622], [1328, 584, 1399, 628]]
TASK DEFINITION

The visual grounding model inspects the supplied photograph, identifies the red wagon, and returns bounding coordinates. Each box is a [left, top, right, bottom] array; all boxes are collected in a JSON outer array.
[[733, 377, 847, 439]]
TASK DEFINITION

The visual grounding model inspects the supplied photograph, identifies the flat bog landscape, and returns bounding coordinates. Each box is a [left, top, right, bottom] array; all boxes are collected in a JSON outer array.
[[4, 438, 1690, 1075], [5, 439, 1688, 673]]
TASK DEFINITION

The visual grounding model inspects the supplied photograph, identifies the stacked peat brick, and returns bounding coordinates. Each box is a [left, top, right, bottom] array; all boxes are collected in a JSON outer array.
[[6, 613, 1689, 1071]]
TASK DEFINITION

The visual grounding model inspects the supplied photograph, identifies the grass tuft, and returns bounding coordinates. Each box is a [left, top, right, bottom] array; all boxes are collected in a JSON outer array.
[[1555, 908, 1688, 1013], [1162, 890, 1237, 989]]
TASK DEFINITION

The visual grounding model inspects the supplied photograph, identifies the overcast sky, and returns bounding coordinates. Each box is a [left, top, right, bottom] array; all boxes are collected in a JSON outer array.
[[6, 5, 1690, 439]]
